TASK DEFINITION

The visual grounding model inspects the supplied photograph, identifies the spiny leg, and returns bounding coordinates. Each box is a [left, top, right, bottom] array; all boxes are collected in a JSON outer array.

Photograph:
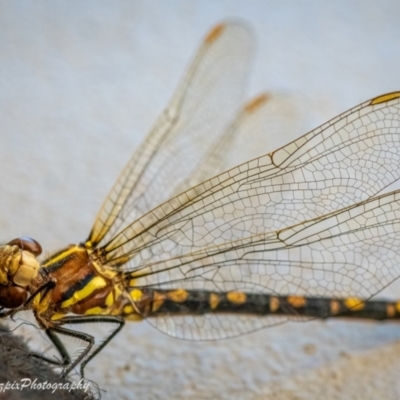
[[73, 316, 125, 377], [29, 326, 89, 378], [46, 315, 125, 377]]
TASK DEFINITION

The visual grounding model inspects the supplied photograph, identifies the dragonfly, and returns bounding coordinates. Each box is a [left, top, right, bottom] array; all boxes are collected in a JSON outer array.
[[1, 21, 400, 379]]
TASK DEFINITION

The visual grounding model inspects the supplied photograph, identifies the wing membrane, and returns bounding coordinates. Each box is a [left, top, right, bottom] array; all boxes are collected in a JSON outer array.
[[103, 93, 400, 265], [87, 23, 400, 342], [131, 189, 400, 339], [177, 92, 309, 191], [88, 22, 254, 246]]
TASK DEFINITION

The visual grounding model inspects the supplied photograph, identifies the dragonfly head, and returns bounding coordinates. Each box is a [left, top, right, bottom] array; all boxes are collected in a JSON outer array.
[[0, 237, 42, 311]]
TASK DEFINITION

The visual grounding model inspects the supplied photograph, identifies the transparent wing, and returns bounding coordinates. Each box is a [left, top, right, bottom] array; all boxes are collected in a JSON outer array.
[[177, 91, 309, 192], [88, 22, 254, 246], [132, 189, 400, 339], [102, 92, 400, 266]]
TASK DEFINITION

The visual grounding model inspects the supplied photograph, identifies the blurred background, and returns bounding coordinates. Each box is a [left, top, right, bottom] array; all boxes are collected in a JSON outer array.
[[1, 1, 400, 399]]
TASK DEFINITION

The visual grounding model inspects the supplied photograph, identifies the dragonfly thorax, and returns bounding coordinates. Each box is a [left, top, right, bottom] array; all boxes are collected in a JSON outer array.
[[30, 244, 127, 321]]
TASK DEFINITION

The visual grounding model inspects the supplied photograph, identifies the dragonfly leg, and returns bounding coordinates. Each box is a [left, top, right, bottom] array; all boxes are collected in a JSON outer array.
[[29, 326, 91, 378], [29, 327, 72, 370], [55, 315, 125, 378]]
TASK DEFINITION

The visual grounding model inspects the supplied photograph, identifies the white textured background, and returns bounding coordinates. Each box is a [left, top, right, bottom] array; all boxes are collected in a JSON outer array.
[[1, 1, 400, 399]]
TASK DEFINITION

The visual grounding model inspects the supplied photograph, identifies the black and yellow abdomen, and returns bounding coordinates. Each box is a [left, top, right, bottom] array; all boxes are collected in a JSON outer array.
[[120, 288, 400, 321]]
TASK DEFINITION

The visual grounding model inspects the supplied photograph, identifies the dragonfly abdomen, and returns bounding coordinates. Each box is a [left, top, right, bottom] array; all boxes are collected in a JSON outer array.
[[124, 288, 400, 321]]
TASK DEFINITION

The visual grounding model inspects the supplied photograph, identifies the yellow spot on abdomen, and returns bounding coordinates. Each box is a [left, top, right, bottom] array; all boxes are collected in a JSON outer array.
[[344, 297, 365, 311], [227, 291, 247, 305], [330, 300, 340, 315], [61, 276, 108, 309], [209, 293, 220, 310], [370, 92, 400, 105], [244, 94, 269, 114], [287, 296, 306, 308], [205, 24, 225, 44], [269, 296, 280, 312], [387, 303, 396, 318], [152, 291, 166, 312], [167, 289, 188, 303]]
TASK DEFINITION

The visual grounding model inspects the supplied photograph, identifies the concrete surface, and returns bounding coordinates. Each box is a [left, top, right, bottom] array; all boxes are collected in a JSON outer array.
[[1, 1, 400, 399], [0, 325, 95, 400]]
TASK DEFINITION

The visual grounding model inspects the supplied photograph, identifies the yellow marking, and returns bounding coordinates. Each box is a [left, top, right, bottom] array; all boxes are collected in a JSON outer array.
[[166, 289, 188, 303], [124, 305, 134, 314], [344, 297, 365, 311], [113, 284, 122, 298], [395, 301, 400, 313], [210, 293, 220, 310], [110, 309, 120, 316], [9, 247, 22, 276], [287, 296, 306, 308], [60, 276, 108, 308], [105, 291, 114, 307], [129, 279, 137, 287], [42, 246, 84, 268], [113, 284, 123, 304], [13, 250, 40, 286], [112, 255, 130, 265], [152, 291, 165, 313], [97, 267, 117, 280], [0, 271, 7, 285], [90, 252, 118, 280], [387, 303, 396, 318], [85, 240, 93, 249], [330, 300, 340, 315], [125, 313, 143, 322], [205, 24, 225, 44], [51, 313, 66, 321], [33, 290, 53, 315], [370, 92, 400, 105], [0, 245, 18, 283], [32, 291, 42, 311], [244, 94, 270, 114], [129, 267, 151, 281], [269, 296, 280, 312], [227, 291, 247, 305], [130, 289, 143, 302], [84, 306, 106, 315]]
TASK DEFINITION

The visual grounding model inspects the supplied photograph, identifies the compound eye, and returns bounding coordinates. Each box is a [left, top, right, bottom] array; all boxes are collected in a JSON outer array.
[[0, 285, 28, 309], [7, 237, 42, 256]]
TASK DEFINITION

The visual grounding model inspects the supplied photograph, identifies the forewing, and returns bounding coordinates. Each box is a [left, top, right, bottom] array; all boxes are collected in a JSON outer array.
[[103, 92, 400, 265], [88, 22, 254, 246]]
